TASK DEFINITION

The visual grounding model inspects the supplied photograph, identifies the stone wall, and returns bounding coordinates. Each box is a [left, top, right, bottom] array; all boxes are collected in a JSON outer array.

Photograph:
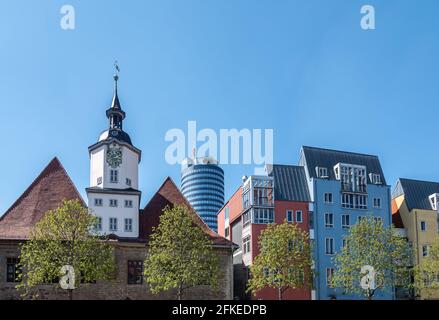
[[0, 240, 233, 300]]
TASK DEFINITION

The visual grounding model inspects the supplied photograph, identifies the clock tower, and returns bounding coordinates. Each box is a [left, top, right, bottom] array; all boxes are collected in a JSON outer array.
[[86, 67, 141, 238]]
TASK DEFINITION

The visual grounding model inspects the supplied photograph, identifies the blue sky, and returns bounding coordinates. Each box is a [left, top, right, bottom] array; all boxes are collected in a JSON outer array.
[[1, 0, 438, 215]]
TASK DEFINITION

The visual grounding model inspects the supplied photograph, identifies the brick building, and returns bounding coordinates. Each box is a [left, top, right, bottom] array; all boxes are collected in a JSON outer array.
[[217, 164, 312, 300], [0, 72, 235, 300]]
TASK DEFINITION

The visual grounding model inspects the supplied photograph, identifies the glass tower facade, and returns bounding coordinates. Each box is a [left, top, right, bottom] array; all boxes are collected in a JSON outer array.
[[181, 157, 224, 232]]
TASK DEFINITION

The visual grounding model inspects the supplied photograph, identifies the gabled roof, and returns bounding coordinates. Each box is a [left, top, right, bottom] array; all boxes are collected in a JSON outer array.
[[266, 164, 311, 202], [0, 157, 85, 240], [300, 146, 387, 185], [139, 177, 235, 247], [392, 178, 439, 211]]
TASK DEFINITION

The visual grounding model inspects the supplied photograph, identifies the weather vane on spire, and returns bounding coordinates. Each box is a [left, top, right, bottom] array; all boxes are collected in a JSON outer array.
[[114, 60, 120, 82]]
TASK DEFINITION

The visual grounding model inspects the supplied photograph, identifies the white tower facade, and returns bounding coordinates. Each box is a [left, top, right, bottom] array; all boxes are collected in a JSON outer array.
[[86, 70, 141, 238]]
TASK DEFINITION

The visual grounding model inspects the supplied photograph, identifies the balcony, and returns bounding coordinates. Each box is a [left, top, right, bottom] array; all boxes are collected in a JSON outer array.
[[341, 183, 367, 194]]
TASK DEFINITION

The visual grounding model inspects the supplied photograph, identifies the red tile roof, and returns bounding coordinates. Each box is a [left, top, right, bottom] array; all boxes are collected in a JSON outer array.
[[0, 157, 85, 240], [139, 177, 235, 247]]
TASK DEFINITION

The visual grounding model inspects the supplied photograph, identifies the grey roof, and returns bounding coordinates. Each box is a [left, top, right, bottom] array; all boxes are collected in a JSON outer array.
[[392, 178, 439, 211], [300, 146, 387, 185], [266, 164, 311, 202]]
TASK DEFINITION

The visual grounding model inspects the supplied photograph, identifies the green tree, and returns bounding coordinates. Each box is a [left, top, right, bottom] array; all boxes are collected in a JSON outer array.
[[247, 221, 312, 300], [332, 216, 412, 300], [17, 199, 115, 300], [144, 204, 221, 300], [414, 236, 439, 299]]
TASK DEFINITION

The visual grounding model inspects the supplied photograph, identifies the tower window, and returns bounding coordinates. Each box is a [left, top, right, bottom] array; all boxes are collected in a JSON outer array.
[[109, 218, 118, 232], [126, 178, 132, 186], [110, 199, 118, 207], [94, 198, 103, 206], [110, 170, 118, 183], [125, 200, 133, 208], [420, 221, 427, 232], [125, 218, 133, 232]]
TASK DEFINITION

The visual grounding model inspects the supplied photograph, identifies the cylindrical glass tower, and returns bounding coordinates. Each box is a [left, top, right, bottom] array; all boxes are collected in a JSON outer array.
[[181, 157, 224, 232]]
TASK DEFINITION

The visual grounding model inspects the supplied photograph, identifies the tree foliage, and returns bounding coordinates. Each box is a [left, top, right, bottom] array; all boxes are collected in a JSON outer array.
[[247, 221, 312, 300], [414, 236, 439, 299], [17, 199, 116, 299], [332, 216, 412, 299], [144, 205, 221, 300]]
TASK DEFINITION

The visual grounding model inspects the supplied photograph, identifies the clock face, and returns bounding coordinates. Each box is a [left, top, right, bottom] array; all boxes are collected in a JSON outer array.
[[106, 145, 122, 168]]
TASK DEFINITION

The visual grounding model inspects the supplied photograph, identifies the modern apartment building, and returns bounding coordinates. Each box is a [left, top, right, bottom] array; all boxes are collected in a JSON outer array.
[[217, 164, 312, 300], [299, 146, 393, 300], [181, 156, 225, 232], [392, 178, 439, 300]]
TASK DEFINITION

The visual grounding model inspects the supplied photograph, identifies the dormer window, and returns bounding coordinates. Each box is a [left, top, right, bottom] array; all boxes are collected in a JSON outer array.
[[316, 167, 328, 178], [429, 194, 439, 211], [370, 173, 382, 185]]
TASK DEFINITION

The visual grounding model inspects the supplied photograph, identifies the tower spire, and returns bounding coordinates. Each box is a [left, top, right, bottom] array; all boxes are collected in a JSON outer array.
[[106, 61, 125, 129]]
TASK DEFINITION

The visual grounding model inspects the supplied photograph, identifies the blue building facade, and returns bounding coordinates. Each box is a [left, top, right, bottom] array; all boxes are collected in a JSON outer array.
[[181, 156, 225, 232], [299, 146, 394, 300]]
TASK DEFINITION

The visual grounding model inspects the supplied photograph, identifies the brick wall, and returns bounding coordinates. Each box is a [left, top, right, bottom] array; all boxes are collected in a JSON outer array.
[[0, 240, 233, 300]]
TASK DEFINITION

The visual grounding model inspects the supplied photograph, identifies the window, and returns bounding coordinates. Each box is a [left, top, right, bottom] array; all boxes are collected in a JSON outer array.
[[253, 208, 274, 224], [296, 210, 303, 223], [225, 227, 230, 238], [325, 213, 334, 228], [374, 217, 383, 224], [324, 193, 333, 203], [110, 199, 118, 207], [422, 245, 429, 257], [420, 221, 427, 232], [125, 200, 133, 208], [6, 258, 21, 283], [126, 178, 132, 186], [110, 170, 118, 183], [342, 193, 368, 210], [109, 218, 118, 232], [125, 218, 133, 232], [325, 238, 334, 255], [242, 190, 251, 210], [357, 195, 367, 210], [326, 268, 334, 287], [94, 198, 103, 206], [370, 173, 382, 185], [341, 214, 350, 229], [127, 261, 143, 284], [242, 211, 251, 228], [317, 167, 328, 178], [97, 177, 103, 185], [243, 235, 251, 254], [373, 198, 382, 208], [287, 210, 294, 223], [254, 187, 273, 206], [95, 217, 102, 231]]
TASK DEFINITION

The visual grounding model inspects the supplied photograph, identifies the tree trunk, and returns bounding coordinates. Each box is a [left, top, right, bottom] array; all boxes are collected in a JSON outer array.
[[278, 287, 283, 300], [68, 289, 73, 300], [177, 284, 182, 300]]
